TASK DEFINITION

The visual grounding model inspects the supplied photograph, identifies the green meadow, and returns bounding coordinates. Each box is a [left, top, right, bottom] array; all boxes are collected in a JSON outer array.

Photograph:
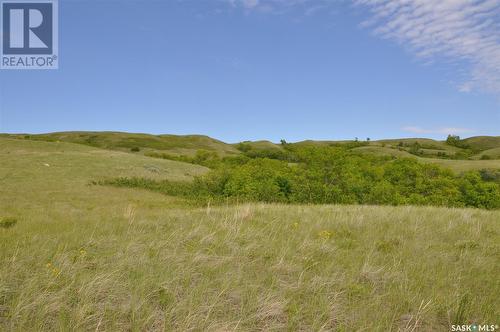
[[1, 135, 499, 331]]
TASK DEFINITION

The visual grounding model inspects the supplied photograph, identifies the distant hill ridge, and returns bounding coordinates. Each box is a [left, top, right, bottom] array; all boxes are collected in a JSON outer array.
[[1, 131, 500, 163]]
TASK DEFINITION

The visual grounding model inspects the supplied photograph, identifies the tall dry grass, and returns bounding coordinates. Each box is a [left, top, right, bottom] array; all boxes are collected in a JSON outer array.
[[1, 204, 498, 331]]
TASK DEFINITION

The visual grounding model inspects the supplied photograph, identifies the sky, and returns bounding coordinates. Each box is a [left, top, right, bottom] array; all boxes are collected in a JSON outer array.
[[0, 0, 499, 143]]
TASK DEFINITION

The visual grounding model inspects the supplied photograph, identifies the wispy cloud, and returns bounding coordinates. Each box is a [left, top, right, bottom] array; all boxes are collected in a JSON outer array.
[[241, 0, 260, 9], [402, 126, 475, 135], [224, 0, 500, 97], [355, 0, 500, 96], [223, 0, 336, 14]]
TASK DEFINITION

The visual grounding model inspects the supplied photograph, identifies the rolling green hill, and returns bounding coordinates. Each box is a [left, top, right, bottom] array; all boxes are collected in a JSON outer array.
[[462, 136, 500, 151], [2, 132, 500, 172], [1, 132, 239, 157]]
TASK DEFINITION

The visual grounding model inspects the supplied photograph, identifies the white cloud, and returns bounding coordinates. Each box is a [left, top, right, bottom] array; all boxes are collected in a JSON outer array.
[[402, 126, 475, 135], [224, 0, 500, 97], [355, 0, 500, 96]]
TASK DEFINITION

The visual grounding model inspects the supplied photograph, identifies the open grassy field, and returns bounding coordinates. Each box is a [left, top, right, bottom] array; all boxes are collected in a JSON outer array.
[[1, 137, 499, 330]]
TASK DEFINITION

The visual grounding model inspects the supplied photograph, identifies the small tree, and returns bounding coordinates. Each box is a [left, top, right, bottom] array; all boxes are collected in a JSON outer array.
[[446, 135, 461, 146]]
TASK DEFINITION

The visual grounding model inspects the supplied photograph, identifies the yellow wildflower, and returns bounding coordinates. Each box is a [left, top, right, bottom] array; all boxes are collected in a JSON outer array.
[[318, 230, 333, 240]]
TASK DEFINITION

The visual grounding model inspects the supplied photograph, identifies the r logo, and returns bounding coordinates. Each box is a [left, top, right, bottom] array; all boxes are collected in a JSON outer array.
[[2, 2, 53, 54]]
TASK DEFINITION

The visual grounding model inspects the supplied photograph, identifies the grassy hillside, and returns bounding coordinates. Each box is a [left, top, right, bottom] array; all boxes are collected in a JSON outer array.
[[475, 147, 500, 160], [352, 145, 416, 158], [462, 136, 500, 151], [352, 145, 500, 172], [377, 138, 459, 151], [0, 137, 499, 330], [303, 137, 500, 163], [0, 138, 208, 216], [1, 132, 239, 157], [234, 140, 284, 152], [293, 139, 353, 147], [419, 158, 500, 173]]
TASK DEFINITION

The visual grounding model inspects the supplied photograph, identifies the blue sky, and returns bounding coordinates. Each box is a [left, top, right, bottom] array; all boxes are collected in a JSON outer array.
[[0, 0, 499, 142]]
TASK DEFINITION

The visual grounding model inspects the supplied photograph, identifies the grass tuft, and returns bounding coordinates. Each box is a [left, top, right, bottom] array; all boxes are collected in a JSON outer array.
[[0, 217, 17, 229]]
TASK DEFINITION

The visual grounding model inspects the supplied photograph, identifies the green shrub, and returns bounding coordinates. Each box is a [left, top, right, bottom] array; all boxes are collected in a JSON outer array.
[[459, 172, 500, 209]]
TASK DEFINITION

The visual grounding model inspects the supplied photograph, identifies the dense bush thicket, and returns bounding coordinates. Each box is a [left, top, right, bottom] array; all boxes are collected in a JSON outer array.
[[105, 145, 500, 209]]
